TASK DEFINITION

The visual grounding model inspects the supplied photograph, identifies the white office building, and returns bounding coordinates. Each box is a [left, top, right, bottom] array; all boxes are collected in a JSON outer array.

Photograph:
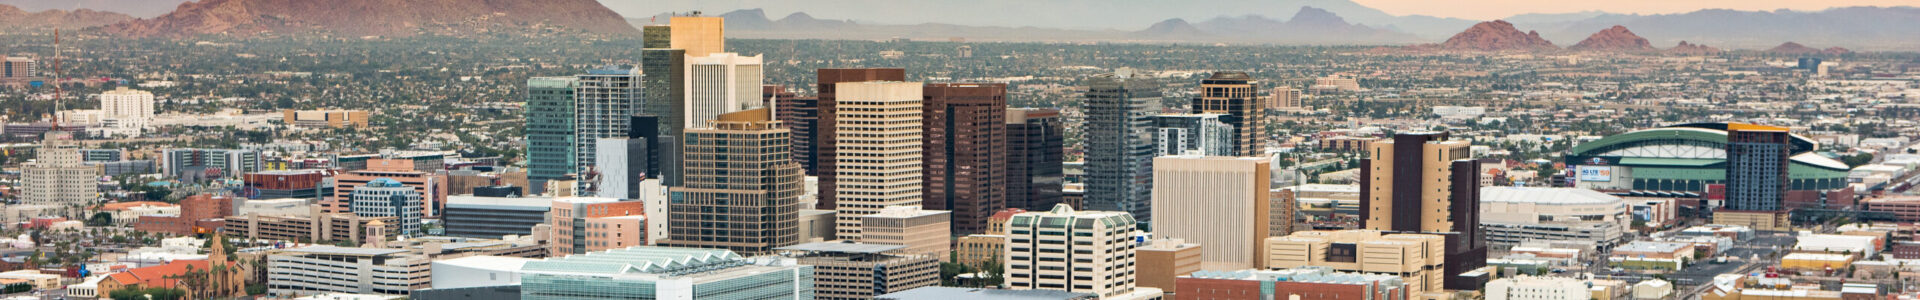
[[266, 246, 430, 297], [21, 131, 94, 216], [683, 52, 764, 128], [349, 178, 424, 236], [96, 87, 155, 136]]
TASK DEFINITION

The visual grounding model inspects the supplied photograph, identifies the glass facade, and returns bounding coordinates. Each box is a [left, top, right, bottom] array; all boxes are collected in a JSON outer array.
[[526, 77, 578, 188], [1084, 68, 1161, 222]]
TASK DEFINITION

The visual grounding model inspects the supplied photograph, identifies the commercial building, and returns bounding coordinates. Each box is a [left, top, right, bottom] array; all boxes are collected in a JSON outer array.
[[1152, 155, 1272, 269], [1264, 230, 1447, 296], [1716, 124, 1795, 230], [1865, 196, 1920, 223], [1137, 238, 1202, 293], [832, 81, 926, 241], [1270, 86, 1303, 109], [1174, 267, 1408, 300], [96, 87, 154, 136], [772, 86, 822, 175], [548, 197, 648, 255], [1360, 132, 1489, 290], [428, 255, 534, 289], [524, 76, 577, 192], [1479, 187, 1631, 250], [1192, 71, 1264, 156], [131, 193, 232, 235], [1608, 242, 1695, 270], [222, 206, 394, 244], [325, 159, 447, 216], [236, 198, 317, 217], [349, 178, 424, 236], [442, 196, 552, 238], [1566, 123, 1848, 194], [592, 136, 650, 199], [1487, 276, 1590, 300], [1084, 68, 1161, 222], [861, 206, 951, 259], [663, 108, 804, 255], [281, 109, 370, 128], [1006, 108, 1066, 212], [922, 83, 1008, 235], [266, 246, 430, 297], [1779, 253, 1854, 271], [813, 68, 909, 210], [572, 67, 642, 189], [161, 148, 263, 180], [1154, 113, 1236, 157], [20, 131, 95, 216], [1004, 204, 1145, 298], [775, 242, 940, 300], [684, 52, 764, 127], [244, 169, 331, 200], [1, 57, 32, 78], [518, 246, 815, 299]]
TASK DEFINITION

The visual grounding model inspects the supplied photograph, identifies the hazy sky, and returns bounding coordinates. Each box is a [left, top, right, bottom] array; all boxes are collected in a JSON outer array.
[[1351, 0, 1920, 20]]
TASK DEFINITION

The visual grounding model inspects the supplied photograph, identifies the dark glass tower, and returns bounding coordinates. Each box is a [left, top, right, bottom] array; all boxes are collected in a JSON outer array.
[[922, 83, 1008, 235], [1725, 124, 1791, 212], [1192, 72, 1265, 156], [1007, 108, 1065, 212], [1084, 68, 1161, 223]]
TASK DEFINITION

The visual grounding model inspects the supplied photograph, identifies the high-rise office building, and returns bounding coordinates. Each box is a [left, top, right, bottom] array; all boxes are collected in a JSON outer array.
[[1153, 113, 1236, 157], [668, 15, 725, 57], [524, 77, 577, 192], [921, 83, 1007, 235], [641, 49, 687, 186], [21, 131, 94, 217], [573, 67, 641, 190], [663, 108, 804, 255], [1006, 108, 1065, 212], [349, 178, 424, 236], [771, 86, 823, 175], [2, 57, 33, 78], [1084, 68, 1161, 222], [161, 148, 263, 180], [832, 81, 924, 241], [1192, 72, 1265, 156], [326, 159, 448, 216], [684, 52, 764, 128], [1717, 123, 1793, 230], [815, 68, 908, 211], [592, 137, 649, 199], [1360, 132, 1489, 290], [1151, 155, 1272, 270], [1270, 86, 1302, 109], [1004, 204, 1149, 298]]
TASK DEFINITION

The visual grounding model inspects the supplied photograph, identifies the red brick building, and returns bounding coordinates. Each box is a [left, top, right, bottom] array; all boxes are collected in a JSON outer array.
[[1174, 268, 1408, 300], [132, 194, 233, 235]]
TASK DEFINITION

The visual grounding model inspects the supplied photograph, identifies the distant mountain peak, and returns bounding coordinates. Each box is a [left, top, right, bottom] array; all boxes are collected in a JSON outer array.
[[102, 0, 637, 38], [0, 4, 133, 30], [1768, 42, 1820, 54], [1665, 41, 1722, 55], [1569, 25, 1655, 52], [1439, 20, 1559, 51], [1138, 18, 1206, 37], [1288, 6, 1348, 27]]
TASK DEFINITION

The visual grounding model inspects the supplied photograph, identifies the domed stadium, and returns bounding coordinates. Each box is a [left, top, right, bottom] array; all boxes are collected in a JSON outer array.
[[1566, 123, 1849, 193]]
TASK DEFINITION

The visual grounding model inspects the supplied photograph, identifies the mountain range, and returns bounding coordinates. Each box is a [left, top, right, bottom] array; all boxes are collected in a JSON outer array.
[[1, 0, 1915, 50], [0, 4, 130, 29]]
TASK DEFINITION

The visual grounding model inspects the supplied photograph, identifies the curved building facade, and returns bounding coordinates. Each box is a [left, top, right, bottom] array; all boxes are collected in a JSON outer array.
[[1567, 123, 1848, 192]]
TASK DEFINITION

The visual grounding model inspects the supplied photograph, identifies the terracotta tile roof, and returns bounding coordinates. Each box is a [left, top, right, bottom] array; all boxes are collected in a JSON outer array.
[[105, 259, 235, 288]]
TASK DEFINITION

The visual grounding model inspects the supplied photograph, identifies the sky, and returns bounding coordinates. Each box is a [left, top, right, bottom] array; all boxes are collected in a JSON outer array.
[[1349, 0, 1920, 20]]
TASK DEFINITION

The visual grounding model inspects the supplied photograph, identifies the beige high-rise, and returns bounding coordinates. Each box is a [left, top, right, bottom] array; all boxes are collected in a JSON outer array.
[[1150, 155, 1271, 270], [860, 206, 951, 260], [684, 53, 764, 128], [669, 16, 725, 57], [21, 131, 94, 216], [832, 81, 924, 241], [664, 108, 804, 255]]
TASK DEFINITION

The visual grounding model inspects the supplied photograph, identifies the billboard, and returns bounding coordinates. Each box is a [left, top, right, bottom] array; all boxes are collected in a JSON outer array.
[[1576, 165, 1613, 182]]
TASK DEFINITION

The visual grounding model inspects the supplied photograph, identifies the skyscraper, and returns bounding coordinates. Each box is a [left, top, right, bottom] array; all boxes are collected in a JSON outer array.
[[21, 131, 93, 217], [684, 52, 764, 128], [1192, 72, 1265, 156], [1270, 86, 1302, 109], [1150, 155, 1271, 270], [770, 86, 822, 175], [1717, 123, 1792, 230], [1084, 68, 1161, 222], [1153, 113, 1236, 157], [668, 15, 725, 57], [1359, 132, 1488, 290], [832, 81, 924, 241], [922, 83, 1007, 235], [1006, 108, 1065, 212], [641, 14, 726, 187], [663, 108, 804, 255], [525, 77, 578, 192], [814, 68, 908, 210], [97, 87, 154, 136], [574, 67, 642, 191], [592, 137, 649, 199]]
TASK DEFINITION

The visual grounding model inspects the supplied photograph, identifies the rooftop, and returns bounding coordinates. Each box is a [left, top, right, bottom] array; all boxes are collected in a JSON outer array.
[[1482, 186, 1623, 205], [775, 241, 907, 254], [1615, 242, 1693, 254], [521, 246, 743, 276], [876, 287, 1095, 300], [282, 245, 410, 257], [446, 195, 555, 209]]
